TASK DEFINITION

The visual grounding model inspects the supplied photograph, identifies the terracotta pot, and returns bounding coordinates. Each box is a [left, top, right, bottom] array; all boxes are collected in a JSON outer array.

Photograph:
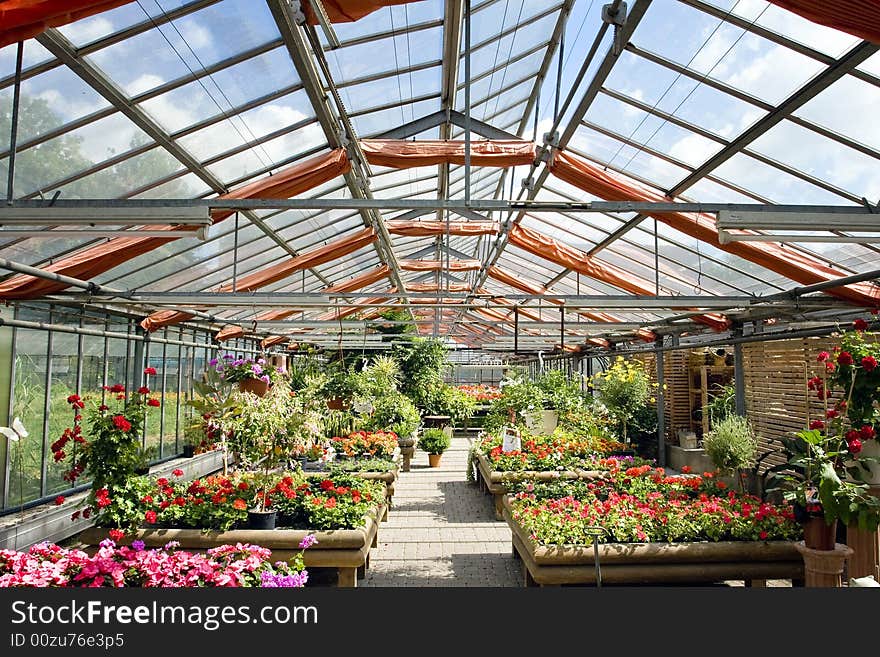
[[239, 378, 269, 397], [428, 453, 442, 468], [802, 515, 837, 551], [326, 397, 347, 410]]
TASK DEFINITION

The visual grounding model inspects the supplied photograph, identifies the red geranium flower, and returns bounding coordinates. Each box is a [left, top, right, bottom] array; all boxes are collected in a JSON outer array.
[[816, 351, 830, 362], [825, 409, 838, 419], [860, 425, 875, 440], [145, 510, 157, 524], [144, 367, 157, 375], [54, 495, 65, 506], [862, 356, 877, 372], [809, 420, 825, 430], [137, 386, 150, 395], [147, 398, 160, 407], [172, 468, 184, 477], [680, 465, 691, 474], [853, 318, 869, 331], [848, 438, 863, 455], [232, 499, 247, 510], [108, 529, 125, 542], [109, 384, 125, 393], [112, 415, 131, 432], [837, 351, 854, 366]]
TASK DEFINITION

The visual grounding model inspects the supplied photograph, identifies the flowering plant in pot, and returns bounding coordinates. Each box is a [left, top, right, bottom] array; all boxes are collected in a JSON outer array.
[[213, 354, 283, 396], [767, 320, 880, 550], [50, 368, 161, 520]]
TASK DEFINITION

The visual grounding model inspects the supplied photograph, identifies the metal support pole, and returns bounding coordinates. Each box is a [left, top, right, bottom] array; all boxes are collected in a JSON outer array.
[[654, 217, 660, 295], [232, 212, 239, 293], [733, 324, 746, 416], [560, 304, 565, 351], [655, 336, 666, 468], [6, 42, 23, 204], [463, 0, 471, 205], [554, 27, 564, 123], [514, 306, 519, 355]]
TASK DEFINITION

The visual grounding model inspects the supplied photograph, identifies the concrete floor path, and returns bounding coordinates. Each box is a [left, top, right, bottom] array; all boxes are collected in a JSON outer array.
[[362, 434, 520, 587]]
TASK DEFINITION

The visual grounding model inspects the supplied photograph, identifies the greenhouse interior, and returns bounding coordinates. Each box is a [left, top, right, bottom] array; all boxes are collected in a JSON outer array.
[[0, 0, 879, 590]]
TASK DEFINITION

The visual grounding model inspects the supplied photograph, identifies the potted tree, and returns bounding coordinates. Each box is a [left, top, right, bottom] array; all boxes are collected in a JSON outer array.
[[419, 428, 451, 467], [591, 356, 652, 449], [702, 415, 758, 492]]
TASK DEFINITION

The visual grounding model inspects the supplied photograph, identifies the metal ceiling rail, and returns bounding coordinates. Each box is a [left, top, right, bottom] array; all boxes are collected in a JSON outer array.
[[32, 28, 333, 288]]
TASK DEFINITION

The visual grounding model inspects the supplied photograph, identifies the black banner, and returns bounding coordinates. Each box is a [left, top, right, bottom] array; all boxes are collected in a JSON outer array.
[[0, 588, 855, 652]]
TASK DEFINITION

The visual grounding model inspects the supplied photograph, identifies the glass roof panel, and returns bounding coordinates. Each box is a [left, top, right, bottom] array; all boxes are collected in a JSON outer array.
[[56, 0, 201, 46], [794, 76, 880, 154]]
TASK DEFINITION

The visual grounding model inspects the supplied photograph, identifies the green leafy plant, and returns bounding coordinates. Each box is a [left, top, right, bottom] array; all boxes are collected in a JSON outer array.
[[702, 415, 758, 488], [705, 382, 737, 426], [365, 392, 420, 438], [392, 338, 449, 402], [487, 376, 543, 430], [590, 356, 653, 444], [418, 428, 451, 455], [359, 355, 401, 396], [536, 369, 585, 414]]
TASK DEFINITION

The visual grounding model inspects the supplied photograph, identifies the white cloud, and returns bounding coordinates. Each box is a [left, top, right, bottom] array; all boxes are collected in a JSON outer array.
[[177, 21, 213, 51], [127, 73, 165, 97], [668, 133, 719, 166], [58, 17, 115, 45]]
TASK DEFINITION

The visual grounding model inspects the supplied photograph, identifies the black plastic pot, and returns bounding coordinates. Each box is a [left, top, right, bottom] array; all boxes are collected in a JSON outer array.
[[247, 509, 277, 530], [182, 444, 195, 458]]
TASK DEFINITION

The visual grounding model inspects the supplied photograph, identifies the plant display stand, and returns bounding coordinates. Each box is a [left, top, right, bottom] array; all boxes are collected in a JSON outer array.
[[795, 542, 854, 588], [79, 503, 385, 588], [504, 498, 803, 586], [474, 452, 603, 520]]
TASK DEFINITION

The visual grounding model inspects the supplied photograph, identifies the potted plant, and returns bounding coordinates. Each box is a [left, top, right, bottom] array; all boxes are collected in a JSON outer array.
[[50, 368, 161, 522], [702, 415, 758, 492], [133, 444, 157, 475], [495, 376, 543, 430], [536, 370, 584, 434], [214, 354, 280, 397], [365, 391, 420, 449], [322, 366, 365, 410], [590, 356, 653, 446], [419, 428, 451, 467]]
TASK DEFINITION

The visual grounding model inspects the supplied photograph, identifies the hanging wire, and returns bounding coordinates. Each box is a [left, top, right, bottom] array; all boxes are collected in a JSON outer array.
[[485, 0, 527, 123], [388, 6, 407, 126], [607, 0, 769, 173], [482, 0, 513, 121], [138, 0, 274, 173], [536, 0, 594, 121], [404, 3, 416, 124]]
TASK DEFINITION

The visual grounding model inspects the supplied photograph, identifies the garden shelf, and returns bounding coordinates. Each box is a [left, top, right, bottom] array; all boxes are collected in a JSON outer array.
[[474, 452, 604, 520], [502, 497, 804, 587], [78, 502, 386, 588]]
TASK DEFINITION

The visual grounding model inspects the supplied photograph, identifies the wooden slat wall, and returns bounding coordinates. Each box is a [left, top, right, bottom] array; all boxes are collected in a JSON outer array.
[[629, 350, 690, 442], [742, 336, 837, 472]]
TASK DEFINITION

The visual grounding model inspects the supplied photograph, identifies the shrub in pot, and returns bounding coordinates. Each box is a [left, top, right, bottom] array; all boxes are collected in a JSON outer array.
[[419, 428, 451, 467], [365, 392, 420, 447], [702, 415, 758, 491]]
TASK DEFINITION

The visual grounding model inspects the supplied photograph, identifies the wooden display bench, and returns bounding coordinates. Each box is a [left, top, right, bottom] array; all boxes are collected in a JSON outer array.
[[474, 452, 604, 520], [503, 497, 803, 587], [79, 503, 385, 588]]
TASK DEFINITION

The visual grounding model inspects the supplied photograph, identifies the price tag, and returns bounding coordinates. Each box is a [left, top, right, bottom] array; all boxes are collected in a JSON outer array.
[[502, 426, 521, 453]]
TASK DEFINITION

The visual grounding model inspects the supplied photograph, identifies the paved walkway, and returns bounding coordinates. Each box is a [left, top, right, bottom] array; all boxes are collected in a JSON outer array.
[[362, 434, 520, 587]]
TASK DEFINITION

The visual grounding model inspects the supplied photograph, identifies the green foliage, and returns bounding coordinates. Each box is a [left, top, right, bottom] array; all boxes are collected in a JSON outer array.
[[320, 365, 367, 402], [536, 369, 585, 414], [705, 382, 737, 426], [372, 309, 415, 336], [829, 328, 880, 429], [323, 408, 364, 440], [417, 383, 477, 426], [365, 392, 421, 438], [591, 356, 653, 443], [702, 415, 758, 476], [359, 355, 401, 396], [392, 338, 449, 401], [485, 377, 543, 431], [419, 428, 451, 455], [287, 355, 325, 392]]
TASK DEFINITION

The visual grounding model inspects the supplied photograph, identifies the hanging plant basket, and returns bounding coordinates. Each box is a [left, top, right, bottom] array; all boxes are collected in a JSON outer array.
[[239, 378, 269, 397]]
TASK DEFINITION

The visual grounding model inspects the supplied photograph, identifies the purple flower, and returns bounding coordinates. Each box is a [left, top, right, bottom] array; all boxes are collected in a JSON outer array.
[[299, 534, 318, 550], [222, 354, 234, 360], [209, 358, 218, 367], [260, 375, 270, 384], [251, 364, 263, 376], [257, 358, 266, 365], [260, 570, 309, 588], [131, 540, 145, 552]]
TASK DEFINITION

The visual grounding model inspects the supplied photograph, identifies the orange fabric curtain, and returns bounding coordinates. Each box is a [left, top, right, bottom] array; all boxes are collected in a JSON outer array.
[[361, 139, 536, 169], [217, 227, 377, 293], [0, 150, 352, 302], [0, 0, 134, 49], [398, 259, 481, 271], [261, 335, 289, 349], [302, 0, 419, 24], [386, 220, 499, 236], [322, 265, 390, 293], [766, 1, 880, 45], [214, 325, 244, 343], [406, 282, 471, 293], [141, 227, 377, 331], [508, 224, 729, 332], [212, 149, 350, 222], [550, 150, 880, 307], [487, 265, 656, 342]]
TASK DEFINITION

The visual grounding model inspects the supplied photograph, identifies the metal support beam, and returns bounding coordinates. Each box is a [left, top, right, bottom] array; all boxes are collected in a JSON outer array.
[[5, 41, 23, 204], [733, 325, 746, 417], [35, 29, 330, 285], [655, 336, 666, 467]]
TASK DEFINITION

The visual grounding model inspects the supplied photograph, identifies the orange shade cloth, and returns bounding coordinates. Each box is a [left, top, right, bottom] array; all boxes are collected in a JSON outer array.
[[214, 325, 244, 343], [386, 220, 499, 236], [361, 139, 536, 169], [550, 150, 880, 307], [261, 335, 290, 349], [766, 1, 880, 45], [487, 265, 657, 342], [141, 227, 377, 331], [0, 0, 134, 49], [508, 224, 729, 332], [212, 149, 350, 222], [406, 282, 471, 293], [398, 259, 482, 271], [303, 0, 420, 24], [0, 151, 351, 302], [323, 265, 391, 294]]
